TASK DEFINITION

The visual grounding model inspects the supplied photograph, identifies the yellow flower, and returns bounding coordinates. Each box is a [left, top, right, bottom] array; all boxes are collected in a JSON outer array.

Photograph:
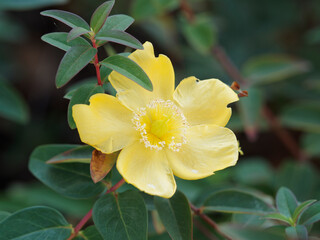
[[73, 42, 239, 198]]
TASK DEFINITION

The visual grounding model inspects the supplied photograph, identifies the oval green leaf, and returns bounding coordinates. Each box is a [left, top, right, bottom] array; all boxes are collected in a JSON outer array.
[[93, 190, 147, 240], [0, 211, 10, 222], [285, 225, 308, 240], [154, 191, 192, 240], [203, 189, 273, 215], [0, 81, 29, 124], [0, 206, 72, 240], [100, 55, 152, 91], [42, 32, 90, 51], [67, 83, 104, 129], [46, 145, 93, 164], [299, 201, 320, 225], [41, 10, 90, 30], [90, 0, 115, 33], [0, 0, 68, 10], [29, 144, 105, 199], [96, 30, 143, 49], [56, 46, 97, 88], [67, 27, 90, 42], [100, 14, 134, 31], [276, 187, 298, 219], [292, 199, 316, 224]]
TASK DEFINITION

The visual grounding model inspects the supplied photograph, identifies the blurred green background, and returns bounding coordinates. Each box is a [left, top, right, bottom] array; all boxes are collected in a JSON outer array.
[[0, 0, 319, 237]]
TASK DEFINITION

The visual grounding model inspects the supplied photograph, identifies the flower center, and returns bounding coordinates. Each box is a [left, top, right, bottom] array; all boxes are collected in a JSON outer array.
[[132, 99, 188, 151]]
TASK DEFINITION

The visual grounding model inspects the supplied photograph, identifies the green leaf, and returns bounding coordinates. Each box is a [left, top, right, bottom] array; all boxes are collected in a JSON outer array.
[[237, 87, 263, 139], [67, 83, 104, 129], [67, 27, 90, 42], [41, 32, 90, 51], [0, 81, 29, 124], [100, 55, 152, 91], [264, 213, 292, 225], [276, 187, 298, 219], [96, 30, 143, 49], [90, 0, 115, 33], [203, 189, 273, 215], [100, 14, 134, 31], [46, 145, 93, 164], [93, 190, 147, 240], [0, 0, 68, 10], [154, 191, 192, 240], [56, 46, 97, 88], [243, 54, 309, 85], [29, 144, 105, 198], [100, 65, 113, 83], [281, 103, 320, 133], [41, 10, 90, 30], [292, 200, 317, 224], [64, 78, 97, 100], [0, 211, 10, 222], [285, 225, 308, 240], [219, 224, 285, 240], [182, 15, 216, 54], [81, 226, 103, 240], [232, 214, 265, 227], [299, 201, 320, 225], [0, 206, 72, 239], [302, 133, 320, 157], [233, 157, 273, 185]]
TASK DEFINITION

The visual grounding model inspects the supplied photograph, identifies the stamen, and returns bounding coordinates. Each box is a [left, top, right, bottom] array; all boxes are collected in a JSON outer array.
[[132, 99, 188, 151]]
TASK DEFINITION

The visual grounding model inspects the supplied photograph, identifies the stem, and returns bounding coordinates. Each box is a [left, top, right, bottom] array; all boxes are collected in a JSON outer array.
[[67, 178, 126, 240], [190, 203, 232, 240], [91, 38, 103, 86]]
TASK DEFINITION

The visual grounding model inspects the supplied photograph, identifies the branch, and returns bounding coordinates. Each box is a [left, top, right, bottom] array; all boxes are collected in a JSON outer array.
[[91, 38, 103, 86], [190, 203, 232, 240]]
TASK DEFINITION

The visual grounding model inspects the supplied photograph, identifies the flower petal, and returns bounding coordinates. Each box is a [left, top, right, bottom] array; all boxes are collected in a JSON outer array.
[[166, 124, 238, 180], [173, 77, 239, 126], [109, 42, 175, 111], [72, 93, 137, 154], [117, 141, 176, 198]]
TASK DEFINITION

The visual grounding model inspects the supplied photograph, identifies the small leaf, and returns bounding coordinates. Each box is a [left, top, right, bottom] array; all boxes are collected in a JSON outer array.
[[67, 27, 90, 42], [243, 54, 309, 85], [82, 226, 103, 240], [100, 14, 134, 31], [154, 191, 192, 240], [100, 55, 152, 91], [203, 189, 273, 215], [264, 213, 292, 225], [46, 145, 93, 164], [41, 10, 90, 30], [0, 81, 29, 124], [96, 30, 143, 49], [41, 32, 90, 51], [0, 206, 72, 239], [182, 15, 216, 54], [29, 144, 105, 198], [90, 0, 115, 33], [285, 225, 308, 240], [90, 149, 117, 183], [292, 200, 317, 224], [67, 83, 104, 129], [0, 211, 10, 222], [0, 0, 68, 10], [64, 78, 97, 100], [93, 190, 147, 240], [281, 103, 320, 133], [56, 46, 97, 88], [299, 201, 320, 225], [276, 187, 298, 219]]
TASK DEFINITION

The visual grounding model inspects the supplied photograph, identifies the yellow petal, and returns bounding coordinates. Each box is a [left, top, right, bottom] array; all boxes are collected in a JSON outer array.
[[173, 77, 239, 126], [109, 42, 175, 111], [72, 93, 137, 154], [166, 124, 238, 180], [117, 141, 176, 198]]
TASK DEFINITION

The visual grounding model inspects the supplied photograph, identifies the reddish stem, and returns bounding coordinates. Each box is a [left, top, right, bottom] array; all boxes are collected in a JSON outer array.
[[91, 38, 103, 86], [190, 203, 232, 240], [67, 178, 126, 240]]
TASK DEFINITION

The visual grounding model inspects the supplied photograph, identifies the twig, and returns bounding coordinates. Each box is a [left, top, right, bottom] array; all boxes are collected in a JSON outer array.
[[190, 203, 232, 240], [91, 38, 103, 86], [67, 178, 126, 240]]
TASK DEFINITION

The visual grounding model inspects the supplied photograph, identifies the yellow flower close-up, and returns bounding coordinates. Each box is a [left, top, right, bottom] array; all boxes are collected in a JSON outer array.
[[73, 42, 239, 198]]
